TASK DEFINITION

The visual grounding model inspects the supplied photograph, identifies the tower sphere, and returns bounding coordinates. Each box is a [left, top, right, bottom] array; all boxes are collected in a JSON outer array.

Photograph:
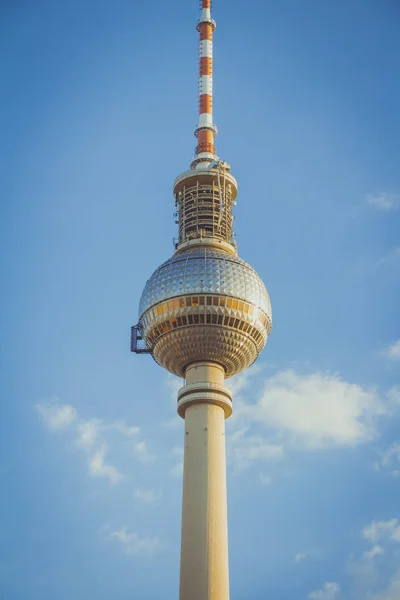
[[138, 246, 272, 378]]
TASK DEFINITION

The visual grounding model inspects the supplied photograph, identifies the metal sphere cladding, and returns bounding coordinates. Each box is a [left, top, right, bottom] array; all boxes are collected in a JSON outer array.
[[138, 247, 272, 378]]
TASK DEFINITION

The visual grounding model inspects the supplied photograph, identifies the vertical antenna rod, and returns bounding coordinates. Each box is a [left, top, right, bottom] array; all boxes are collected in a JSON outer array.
[[193, 0, 218, 168]]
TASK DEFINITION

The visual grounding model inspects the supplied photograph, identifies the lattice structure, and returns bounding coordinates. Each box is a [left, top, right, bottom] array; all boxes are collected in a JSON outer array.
[[173, 165, 238, 252], [177, 179, 232, 244]]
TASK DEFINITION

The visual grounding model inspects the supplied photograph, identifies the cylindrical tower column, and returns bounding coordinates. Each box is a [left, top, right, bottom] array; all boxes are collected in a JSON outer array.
[[177, 362, 232, 600]]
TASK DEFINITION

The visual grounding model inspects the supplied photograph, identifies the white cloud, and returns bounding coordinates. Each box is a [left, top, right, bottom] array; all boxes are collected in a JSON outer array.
[[165, 367, 392, 475], [379, 442, 400, 478], [35, 398, 144, 484], [349, 520, 400, 598], [110, 527, 162, 555], [35, 399, 77, 430], [227, 429, 283, 470], [88, 444, 124, 484], [367, 193, 399, 211], [363, 519, 400, 544], [295, 552, 308, 562], [309, 582, 340, 600], [384, 341, 400, 362], [239, 370, 385, 449], [364, 545, 384, 560], [134, 441, 154, 463], [295, 549, 320, 563], [134, 488, 160, 503], [76, 419, 102, 449]]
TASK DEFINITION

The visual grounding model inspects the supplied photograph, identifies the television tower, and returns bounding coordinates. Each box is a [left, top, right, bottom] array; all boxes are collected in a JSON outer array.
[[131, 2, 272, 599]]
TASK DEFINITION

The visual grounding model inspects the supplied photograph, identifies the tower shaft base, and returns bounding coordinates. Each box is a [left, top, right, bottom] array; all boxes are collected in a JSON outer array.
[[178, 362, 231, 600]]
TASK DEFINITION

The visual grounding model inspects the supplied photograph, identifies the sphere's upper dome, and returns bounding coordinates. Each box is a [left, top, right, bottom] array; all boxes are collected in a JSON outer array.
[[139, 247, 271, 317], [138, 247, 272, 378]]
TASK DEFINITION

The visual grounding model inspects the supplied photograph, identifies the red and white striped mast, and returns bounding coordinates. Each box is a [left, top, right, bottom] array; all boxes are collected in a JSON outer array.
[[193, 0, 218, 168], [173, 0, 238, 259]]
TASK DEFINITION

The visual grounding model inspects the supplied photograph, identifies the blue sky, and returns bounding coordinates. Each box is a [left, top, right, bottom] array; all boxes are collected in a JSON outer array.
[[1, 0, 400, 598]]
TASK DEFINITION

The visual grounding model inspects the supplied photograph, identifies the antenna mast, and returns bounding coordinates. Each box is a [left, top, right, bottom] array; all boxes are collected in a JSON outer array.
[[192, 0, 218, 168]]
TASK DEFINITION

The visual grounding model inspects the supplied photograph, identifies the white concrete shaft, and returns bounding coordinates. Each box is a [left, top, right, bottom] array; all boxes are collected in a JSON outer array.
[[179, 362, 230, 600]]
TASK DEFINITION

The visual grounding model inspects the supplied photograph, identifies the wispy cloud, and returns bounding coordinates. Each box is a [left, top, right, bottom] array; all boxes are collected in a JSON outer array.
[[35, 397, 144, 484], [383, 341, 400, 362], [89, 444, 124, 484], [76, 418, 102, 449], [35, 397, 77, 430], [134, 488, 161, 503], [308, 582, 340, 600], [363, 544, 384, 560], [232, 370, 386, 450], [378, 442, 400, 478], [295, 549, 320, 563], [366, 193, 400, 211], [227, 429, 283, 471], [109, 527, 163, 555], [295, 552, 308, 562], [363, 519, 400, 544], [348, 518, 400, 597], [133, 440, 154, 463]]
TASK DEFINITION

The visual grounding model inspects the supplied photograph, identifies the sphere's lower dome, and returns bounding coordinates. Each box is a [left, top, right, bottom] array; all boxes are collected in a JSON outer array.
[[138, 247, 272, 377]]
